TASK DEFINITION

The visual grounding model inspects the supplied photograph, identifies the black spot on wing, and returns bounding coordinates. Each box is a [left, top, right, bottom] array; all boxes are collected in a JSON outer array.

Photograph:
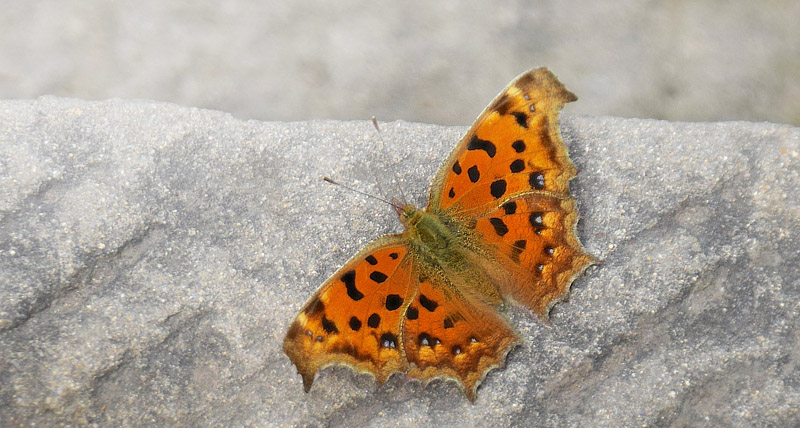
[[342, 270, 363, 301], [385, 294, 403, 310], [368, 313, 381, 328], [419, 294, 439, 312], [502, 201, 517, 215], [529, 172, 545, 190], [349, 316, 362, 331], [529, 212, 544, 228], [509, 159, 525, 173], [369, 271, 388, 283], [489, 217, 509, 236], [380, 333, 398, 349], [321, 315, 338, 334], [452, 160, 462, 175], [490, 179, 507, 199], [467, 136, 496, 158], [467, 165, 480, 183], [512, 111, 529, 128], [418, 333, 431, 346], [365, 255, 378, 265], [512, 140, 526, 153], [406, 306, 418, 320]]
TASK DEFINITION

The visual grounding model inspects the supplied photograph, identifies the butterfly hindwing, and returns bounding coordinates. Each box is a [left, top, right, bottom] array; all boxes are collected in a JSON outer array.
[[401, 277, 519, 402], [428, 67, 578, 213], [474, 194, 594, 317], [283, 237, 416, 391]]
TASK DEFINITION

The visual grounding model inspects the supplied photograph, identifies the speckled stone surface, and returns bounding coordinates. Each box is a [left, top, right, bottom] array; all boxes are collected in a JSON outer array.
[[1, 97, 798, 427]]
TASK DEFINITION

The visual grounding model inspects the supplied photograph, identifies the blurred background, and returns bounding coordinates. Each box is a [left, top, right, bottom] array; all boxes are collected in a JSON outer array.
[[1, 1, 798, 125]]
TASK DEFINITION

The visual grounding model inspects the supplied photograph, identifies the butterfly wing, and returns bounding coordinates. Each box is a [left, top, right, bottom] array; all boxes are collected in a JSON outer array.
[[401, 276, 519, 402], [283, 236, 417, 392], [473, 194, 593, 317], [428, 67, 579, 213], [426, 67, 592, 318]]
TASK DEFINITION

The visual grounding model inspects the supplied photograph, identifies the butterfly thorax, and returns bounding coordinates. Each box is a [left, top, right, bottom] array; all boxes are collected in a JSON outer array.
[[399, 204, 451, 251], [398, 204, 489, 292]]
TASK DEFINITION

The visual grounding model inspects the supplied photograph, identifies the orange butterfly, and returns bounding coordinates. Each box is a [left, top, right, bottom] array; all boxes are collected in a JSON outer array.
[[283, 68, 593, 401]]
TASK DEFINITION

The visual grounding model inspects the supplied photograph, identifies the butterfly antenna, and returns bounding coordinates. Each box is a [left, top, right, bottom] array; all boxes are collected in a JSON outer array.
[[322, 177, 403, 211], [371, 116, 409, 205]]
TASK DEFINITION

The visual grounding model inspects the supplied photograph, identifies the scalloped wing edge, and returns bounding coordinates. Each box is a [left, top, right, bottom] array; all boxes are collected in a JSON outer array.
[[283, 234, 413, 393]]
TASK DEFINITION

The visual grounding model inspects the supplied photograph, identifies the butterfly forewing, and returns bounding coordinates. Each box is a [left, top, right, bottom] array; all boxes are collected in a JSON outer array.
[[428, 67, 579, 214]]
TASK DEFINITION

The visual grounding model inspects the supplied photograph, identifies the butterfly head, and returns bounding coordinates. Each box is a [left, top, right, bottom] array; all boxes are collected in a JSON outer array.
[[395, 203, 422, 228]]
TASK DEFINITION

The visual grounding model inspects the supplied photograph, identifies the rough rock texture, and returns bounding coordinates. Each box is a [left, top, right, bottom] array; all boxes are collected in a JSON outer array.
[[1, 97, 798, 427]]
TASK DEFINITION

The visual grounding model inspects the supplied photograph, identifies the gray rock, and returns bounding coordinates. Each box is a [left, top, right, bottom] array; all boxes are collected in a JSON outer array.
[[0, 97, 798, 427]]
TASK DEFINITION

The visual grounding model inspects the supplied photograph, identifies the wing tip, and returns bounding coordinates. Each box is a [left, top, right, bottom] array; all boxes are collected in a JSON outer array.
[[518, 67, 578, 105]]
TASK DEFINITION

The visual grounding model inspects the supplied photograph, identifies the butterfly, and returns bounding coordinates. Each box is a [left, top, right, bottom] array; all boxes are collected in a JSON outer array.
[[283, 67, 593, 401]]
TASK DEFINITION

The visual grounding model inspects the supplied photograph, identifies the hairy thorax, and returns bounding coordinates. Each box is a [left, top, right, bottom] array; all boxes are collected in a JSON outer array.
[[400, 205, 502, 305]]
